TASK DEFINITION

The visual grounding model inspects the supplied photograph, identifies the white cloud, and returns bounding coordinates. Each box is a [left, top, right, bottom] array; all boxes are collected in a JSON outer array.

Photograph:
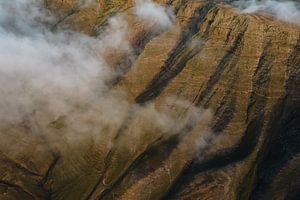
[[0, 0, 207, 150], [232, 0, 300, 24], [135, 0, 175, 29]]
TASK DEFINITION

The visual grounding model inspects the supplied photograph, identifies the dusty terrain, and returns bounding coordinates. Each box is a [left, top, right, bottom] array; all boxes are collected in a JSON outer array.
[[0, 0, 299, 200]]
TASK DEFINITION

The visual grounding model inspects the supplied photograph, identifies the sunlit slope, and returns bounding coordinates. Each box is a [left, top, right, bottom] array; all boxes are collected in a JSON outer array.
[[0, 1, 299, 200]]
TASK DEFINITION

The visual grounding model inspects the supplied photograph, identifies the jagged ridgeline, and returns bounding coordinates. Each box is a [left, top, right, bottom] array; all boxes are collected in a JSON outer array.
[[0, 0, 299, 200]]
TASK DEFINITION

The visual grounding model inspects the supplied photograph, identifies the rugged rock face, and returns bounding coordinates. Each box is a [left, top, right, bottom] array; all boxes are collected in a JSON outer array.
[[0, 0, 299, 200]]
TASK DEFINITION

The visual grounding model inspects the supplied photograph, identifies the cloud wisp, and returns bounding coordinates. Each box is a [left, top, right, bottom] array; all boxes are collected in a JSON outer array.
[[0, 0, 211, 154], [135, 0, 176, 29], [232, 0, 300, 24]]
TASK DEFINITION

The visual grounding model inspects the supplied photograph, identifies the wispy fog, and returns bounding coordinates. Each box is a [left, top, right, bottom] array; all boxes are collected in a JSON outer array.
[[135, 0, 175, 29], [232, 0, 300, 24], [0, 0, 209, 150]]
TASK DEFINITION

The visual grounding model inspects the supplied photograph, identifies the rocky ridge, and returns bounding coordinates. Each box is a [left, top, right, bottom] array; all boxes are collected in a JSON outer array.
[[0, 1, 299, 200]]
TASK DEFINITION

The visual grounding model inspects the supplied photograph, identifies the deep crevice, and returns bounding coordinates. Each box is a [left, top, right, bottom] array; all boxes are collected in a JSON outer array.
[[135, 2, 216, 104]]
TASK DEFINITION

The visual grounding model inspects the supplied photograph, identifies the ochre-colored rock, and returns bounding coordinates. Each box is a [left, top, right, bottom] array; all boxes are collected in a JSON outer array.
[[0, 1, 299, 200]]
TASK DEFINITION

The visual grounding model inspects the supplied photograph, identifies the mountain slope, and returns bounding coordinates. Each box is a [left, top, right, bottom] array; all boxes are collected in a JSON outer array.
[[0, 1, 299, 200]]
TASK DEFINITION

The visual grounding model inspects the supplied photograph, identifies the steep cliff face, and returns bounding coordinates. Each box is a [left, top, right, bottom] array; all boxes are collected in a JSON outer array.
[[0, 1, 299, 200]]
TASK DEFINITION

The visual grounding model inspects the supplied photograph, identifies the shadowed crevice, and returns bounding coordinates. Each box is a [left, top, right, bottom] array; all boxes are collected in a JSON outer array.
[[0, 180, 36, 200], [196, 24, 248, 106], [249, 38, 300, 200], [135, 2, 216, 104], [164, 39, 275, 200]]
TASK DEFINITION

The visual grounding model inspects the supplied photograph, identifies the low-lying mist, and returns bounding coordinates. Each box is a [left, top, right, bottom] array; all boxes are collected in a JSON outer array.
[[232, 0, 300, 24], [0, 0, 210, 158]]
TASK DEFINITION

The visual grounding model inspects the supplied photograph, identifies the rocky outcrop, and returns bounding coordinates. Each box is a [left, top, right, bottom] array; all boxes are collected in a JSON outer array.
[[0, 1, 299, 200]]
